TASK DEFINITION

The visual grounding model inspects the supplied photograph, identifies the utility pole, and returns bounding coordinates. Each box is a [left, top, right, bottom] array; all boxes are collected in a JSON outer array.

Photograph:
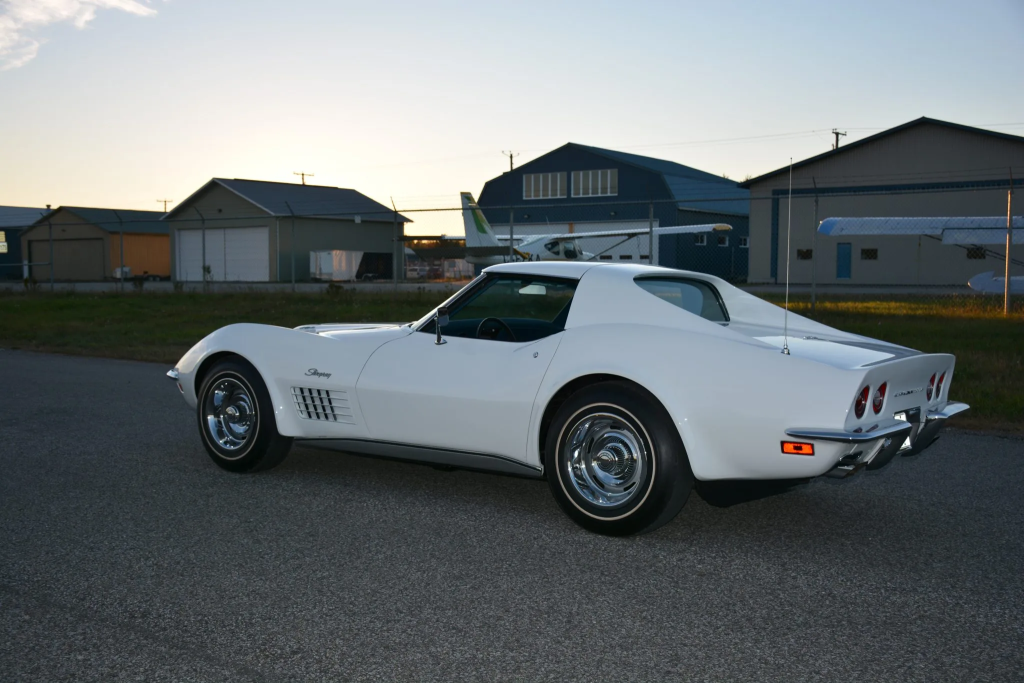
[[1006, 169, 1014, 316], [501, 151, 519, 172], [157, 199, 173, 212], [285, 201, 296, 292], [831, 129, 847, 150], [391, 197, 400, 289], [648, 202, 654, 264], [293, 172, 314, 185]]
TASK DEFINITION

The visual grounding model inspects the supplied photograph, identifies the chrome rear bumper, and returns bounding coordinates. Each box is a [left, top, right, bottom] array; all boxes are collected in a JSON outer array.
[[786, 421, 913, 445], [786, 401, 969, 478]]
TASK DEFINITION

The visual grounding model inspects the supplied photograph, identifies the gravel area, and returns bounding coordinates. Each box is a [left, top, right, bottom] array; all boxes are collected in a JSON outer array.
[[1, 350, 1021, 682]]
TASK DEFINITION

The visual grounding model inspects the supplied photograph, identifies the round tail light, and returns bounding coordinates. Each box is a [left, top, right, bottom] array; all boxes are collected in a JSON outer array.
[[872, 382, 887, 414], [927, 374, 936, 401], [854, 385, 870, 418], [937, 372, 946, 397]]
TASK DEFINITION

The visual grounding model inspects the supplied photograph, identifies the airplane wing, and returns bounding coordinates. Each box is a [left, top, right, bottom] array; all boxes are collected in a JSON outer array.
[[819, 217, 1023, 245], [942, 229, 1023, 245], [533, 223, 731, 241], [968, 271, 1024, 294]]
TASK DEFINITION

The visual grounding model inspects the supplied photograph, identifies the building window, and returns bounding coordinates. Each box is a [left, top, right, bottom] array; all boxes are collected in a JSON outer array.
[[640, 254, 649, 260], [599, 254, 613, 260], [797, 249, 813, 260], [523, 172, 566, 200], [717, 235, 729, 248], [571, 169, 618, 197], [619, 254, 632, 260], [694, 234, 707, 246], [739, 236, 749, 249], [966, 246, 987, 260], [861, 248, 878, 260]]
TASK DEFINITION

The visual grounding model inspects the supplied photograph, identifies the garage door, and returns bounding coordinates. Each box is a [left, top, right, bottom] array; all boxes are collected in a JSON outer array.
[[30, 239, 105, 281], [176, 227, 269, 281]]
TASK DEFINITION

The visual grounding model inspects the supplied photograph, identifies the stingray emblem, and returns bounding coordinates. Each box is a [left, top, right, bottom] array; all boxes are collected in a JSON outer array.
[[305, 368, 332, 379], [893, 388, 922, 398]]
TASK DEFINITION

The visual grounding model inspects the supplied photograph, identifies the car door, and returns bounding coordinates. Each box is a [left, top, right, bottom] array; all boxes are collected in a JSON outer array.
[[355, 274, 577, 463]]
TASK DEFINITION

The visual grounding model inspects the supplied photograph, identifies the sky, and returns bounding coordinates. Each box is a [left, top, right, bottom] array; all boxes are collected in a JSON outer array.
[[1, 0, 1023, 235]]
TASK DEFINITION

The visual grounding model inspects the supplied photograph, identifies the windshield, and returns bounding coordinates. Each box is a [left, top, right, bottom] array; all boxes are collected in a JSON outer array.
[[410, 274, 486, 327]]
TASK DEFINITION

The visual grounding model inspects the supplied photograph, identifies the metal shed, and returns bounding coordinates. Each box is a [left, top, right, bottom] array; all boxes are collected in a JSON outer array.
[[476, 143, 750, 281], [0, 206, 48, 280], [740, 118, 1024, 286], [164, 179, 411, 282], [20, 207, 168, 282]]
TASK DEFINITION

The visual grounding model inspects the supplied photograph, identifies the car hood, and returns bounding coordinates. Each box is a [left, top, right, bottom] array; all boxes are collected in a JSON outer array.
[[295, 322, 415, 341]]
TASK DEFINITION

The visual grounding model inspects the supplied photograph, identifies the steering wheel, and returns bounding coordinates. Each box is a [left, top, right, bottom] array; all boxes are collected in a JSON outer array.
[[476, 317, 517, 342]]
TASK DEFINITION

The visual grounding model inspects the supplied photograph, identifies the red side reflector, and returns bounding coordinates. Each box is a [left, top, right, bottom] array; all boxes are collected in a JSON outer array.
[[782, 441, 815, 455]]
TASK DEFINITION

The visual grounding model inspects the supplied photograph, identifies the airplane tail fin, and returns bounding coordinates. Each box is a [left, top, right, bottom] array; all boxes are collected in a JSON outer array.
[[461, 192, 500, 248]]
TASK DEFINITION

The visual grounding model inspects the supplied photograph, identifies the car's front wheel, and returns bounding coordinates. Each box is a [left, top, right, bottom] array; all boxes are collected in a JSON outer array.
[[544, 381, 693, 536], [196, 358, 292, 473]]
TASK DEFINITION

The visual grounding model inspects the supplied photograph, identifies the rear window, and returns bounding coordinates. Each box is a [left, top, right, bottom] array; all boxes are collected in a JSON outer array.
[[634, 277, 729, 322]]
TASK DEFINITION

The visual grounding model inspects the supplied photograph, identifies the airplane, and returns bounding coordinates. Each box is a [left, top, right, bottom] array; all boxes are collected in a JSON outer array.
[[457, 192, 731, 267], [818, 216, 1023, 294]]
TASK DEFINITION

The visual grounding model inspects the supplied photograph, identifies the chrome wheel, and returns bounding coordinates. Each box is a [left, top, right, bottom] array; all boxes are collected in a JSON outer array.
[[564, 411, 648, 508], [204, 377, 257, 455]]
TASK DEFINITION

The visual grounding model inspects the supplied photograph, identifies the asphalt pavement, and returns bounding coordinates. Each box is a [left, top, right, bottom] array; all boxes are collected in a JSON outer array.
[[1, 350, 1022, 682]]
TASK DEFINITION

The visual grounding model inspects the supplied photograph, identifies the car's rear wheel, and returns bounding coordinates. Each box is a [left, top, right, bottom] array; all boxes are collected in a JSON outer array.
[[197, 359, 292, 473], [544, 381, 693, 536]]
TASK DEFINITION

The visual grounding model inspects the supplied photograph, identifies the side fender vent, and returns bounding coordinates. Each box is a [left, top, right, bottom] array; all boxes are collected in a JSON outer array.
[[292, 387, 355, 424]]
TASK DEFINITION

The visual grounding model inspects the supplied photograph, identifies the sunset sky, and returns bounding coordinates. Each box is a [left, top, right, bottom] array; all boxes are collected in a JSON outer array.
[[1, 0, 1023, 234]]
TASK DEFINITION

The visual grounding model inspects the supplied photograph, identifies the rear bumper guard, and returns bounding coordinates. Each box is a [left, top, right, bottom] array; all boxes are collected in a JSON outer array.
[[910, 401, 970, 455]]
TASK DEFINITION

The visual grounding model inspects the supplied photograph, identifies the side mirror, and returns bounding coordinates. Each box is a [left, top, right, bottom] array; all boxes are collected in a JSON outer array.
[[435, 306, 449, 345]]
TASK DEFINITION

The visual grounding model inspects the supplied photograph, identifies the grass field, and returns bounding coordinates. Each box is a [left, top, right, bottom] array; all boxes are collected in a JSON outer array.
[[1, 290, 1020, 432]]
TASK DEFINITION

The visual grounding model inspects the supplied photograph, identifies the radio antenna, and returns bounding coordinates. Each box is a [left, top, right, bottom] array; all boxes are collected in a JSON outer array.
[[782, 157, 793, 355]]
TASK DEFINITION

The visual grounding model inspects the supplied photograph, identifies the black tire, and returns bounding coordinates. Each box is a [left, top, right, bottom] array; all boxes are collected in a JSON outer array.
[[544, 381, 693, 536], [196, 358, 292, 473]]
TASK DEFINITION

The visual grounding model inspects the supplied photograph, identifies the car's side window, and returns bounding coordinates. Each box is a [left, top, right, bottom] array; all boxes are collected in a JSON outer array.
[[634, 277, 729, 322], [421, 275, 577, 342]]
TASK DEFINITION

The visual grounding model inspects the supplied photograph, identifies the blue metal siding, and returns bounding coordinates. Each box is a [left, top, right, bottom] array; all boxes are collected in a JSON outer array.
[[661, 210, 749, 281], [478, 146, 673, 218], [476, 144, 751, 280], [0, 227, 24, 280]]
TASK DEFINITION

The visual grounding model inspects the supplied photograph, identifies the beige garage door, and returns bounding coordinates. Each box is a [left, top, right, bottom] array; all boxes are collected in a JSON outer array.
[[30, 239, 105, 281]]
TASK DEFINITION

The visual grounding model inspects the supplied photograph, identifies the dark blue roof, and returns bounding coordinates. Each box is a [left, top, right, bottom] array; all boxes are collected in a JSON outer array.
[[0, 206, 48, 229], [167, 178, 411, 223], [570, 144, 749, 215], [31, 207, 168, 234]]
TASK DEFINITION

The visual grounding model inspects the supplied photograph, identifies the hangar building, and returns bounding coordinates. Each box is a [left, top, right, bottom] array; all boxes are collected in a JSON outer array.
[[477, 143, 750, 281], [20, 207, 168, 281], [0, 206, 47, 280], [165, 179, 410, 282], [741, 118, 1024, 286]]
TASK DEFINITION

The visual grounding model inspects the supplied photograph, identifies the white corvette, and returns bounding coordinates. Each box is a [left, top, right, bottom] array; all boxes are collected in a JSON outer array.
[[168, 262, 968, 535]]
